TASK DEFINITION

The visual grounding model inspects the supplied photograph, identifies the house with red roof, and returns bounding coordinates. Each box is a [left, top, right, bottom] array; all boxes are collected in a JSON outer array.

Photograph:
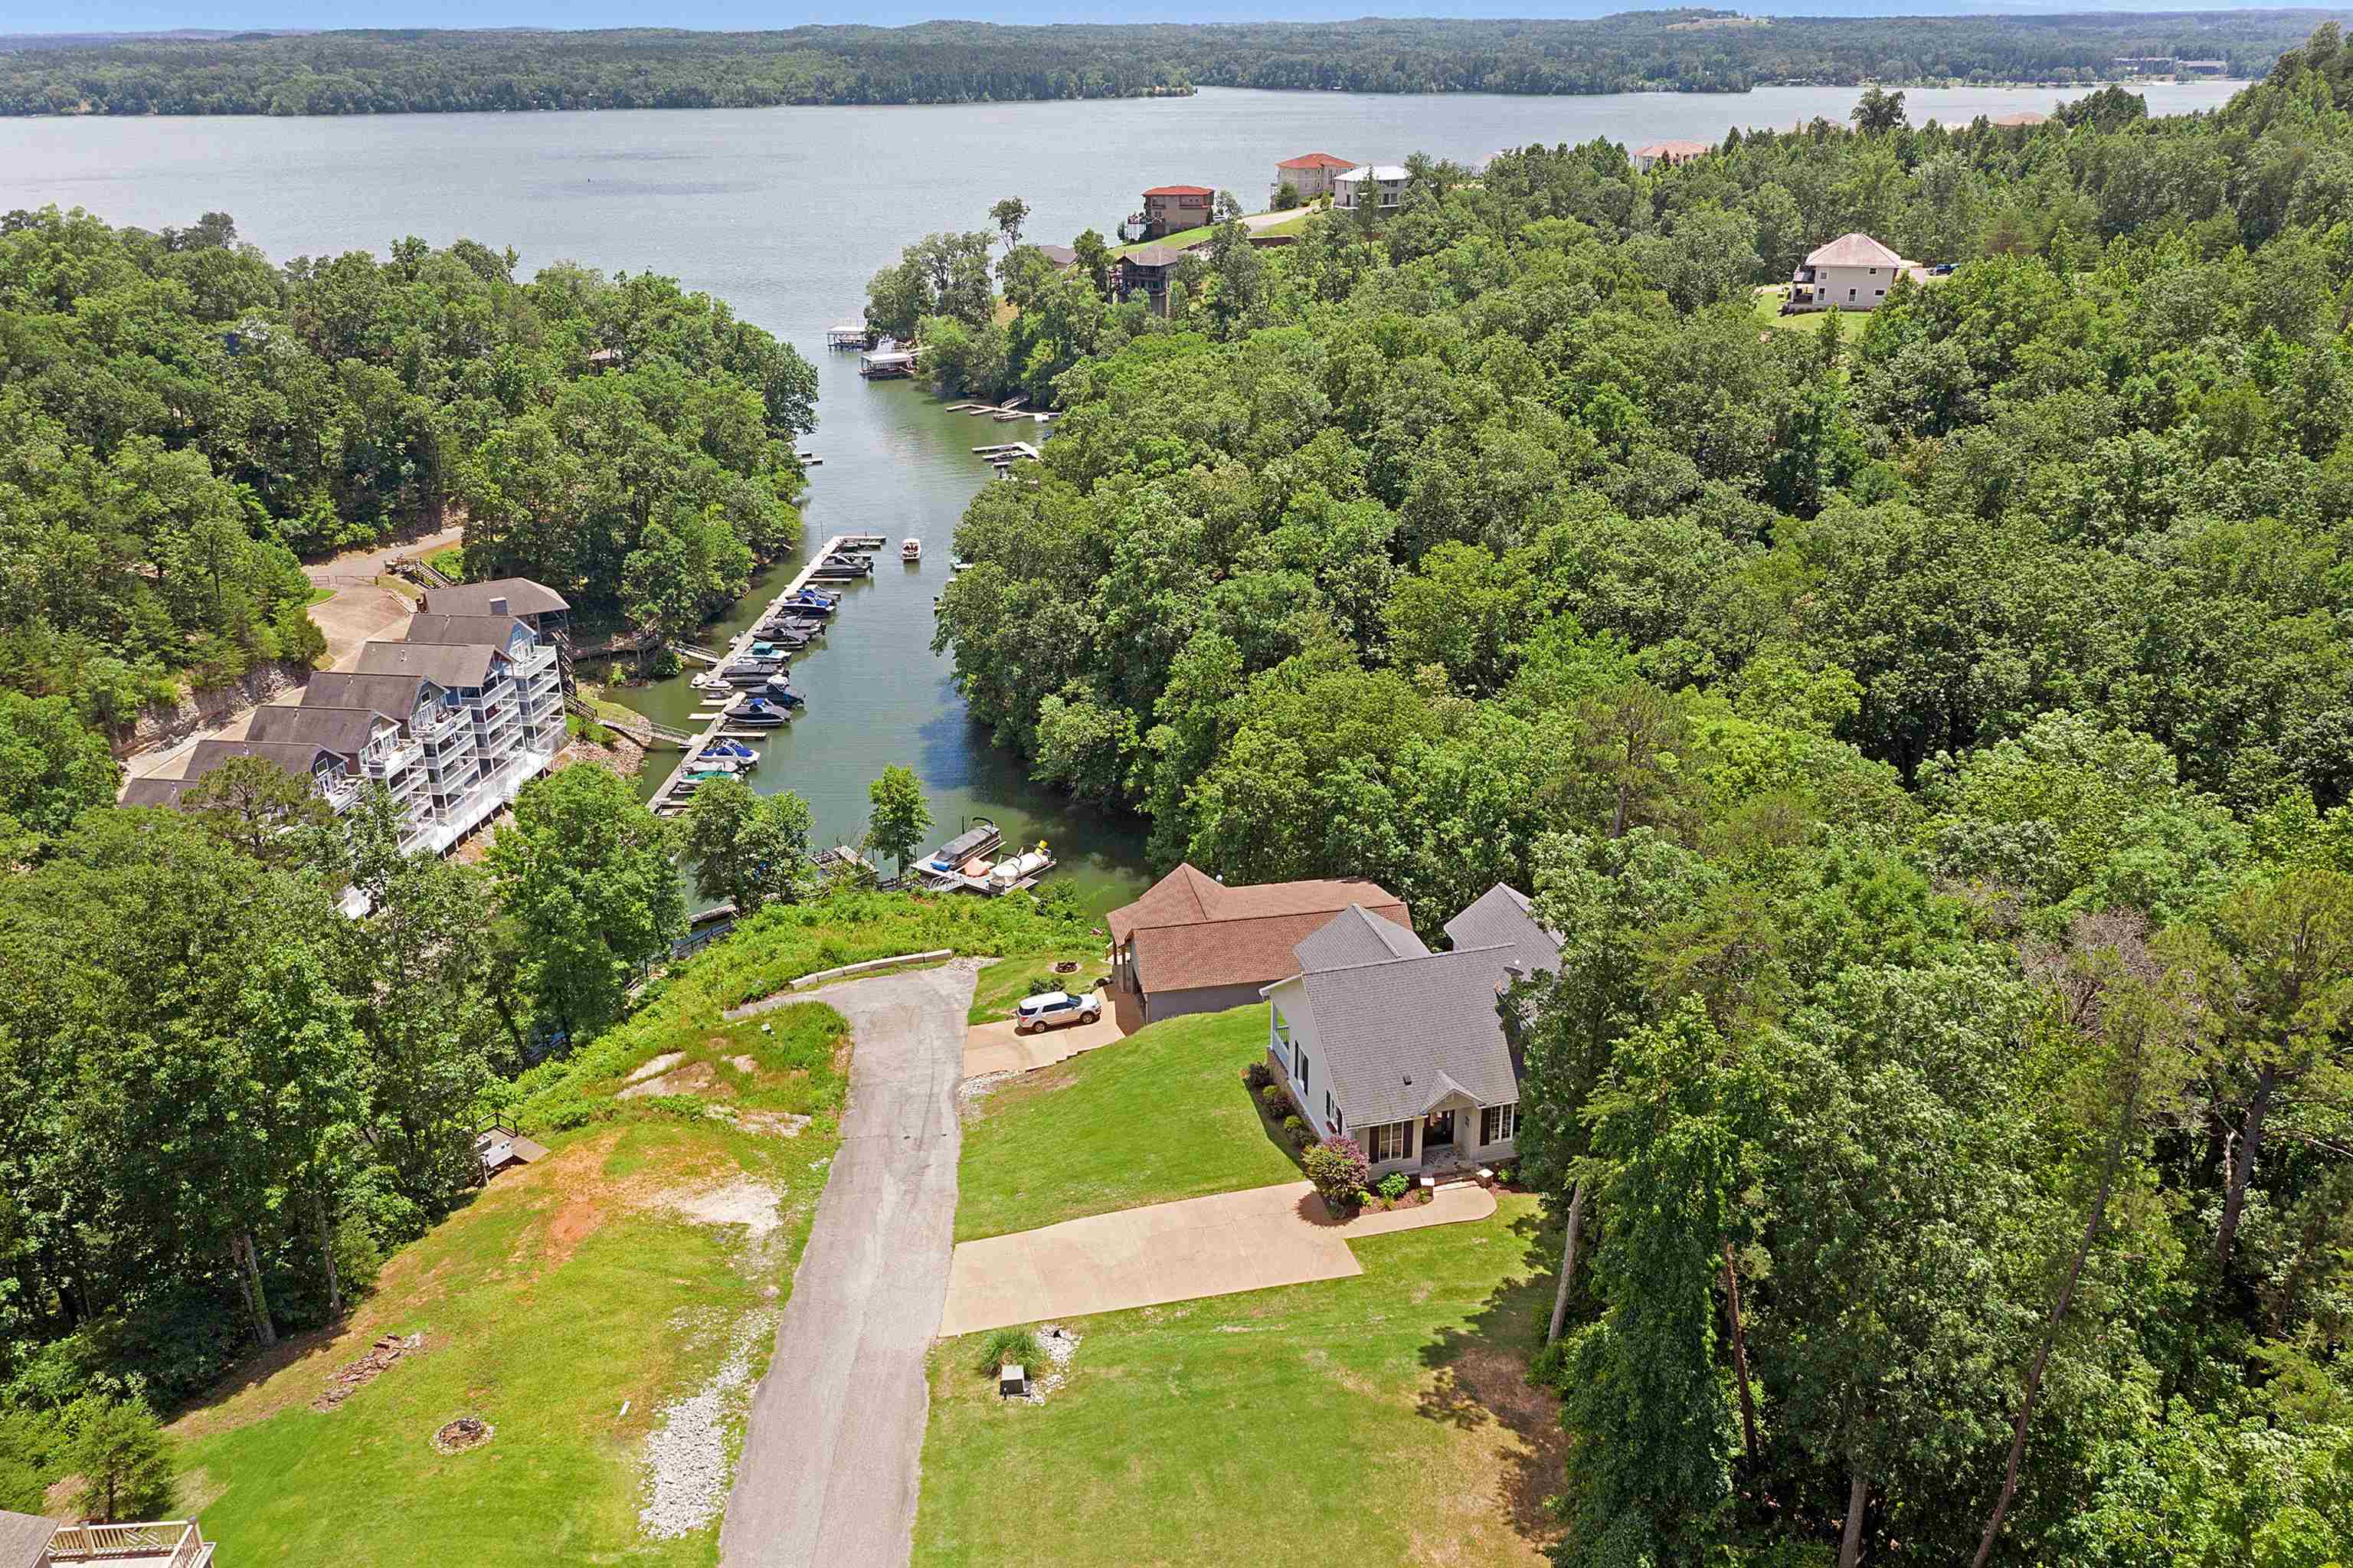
[[1271, 151, 1356, 205], [1107, 863, 1411, 1025], [1134, 183, 1214, 240]]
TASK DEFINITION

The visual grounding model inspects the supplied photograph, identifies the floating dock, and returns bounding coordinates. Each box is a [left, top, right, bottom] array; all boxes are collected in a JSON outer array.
[[648, 534, 849, 815]]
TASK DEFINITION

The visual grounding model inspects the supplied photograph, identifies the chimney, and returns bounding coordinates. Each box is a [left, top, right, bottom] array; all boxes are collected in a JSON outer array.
[[489, 597, 509, 618]]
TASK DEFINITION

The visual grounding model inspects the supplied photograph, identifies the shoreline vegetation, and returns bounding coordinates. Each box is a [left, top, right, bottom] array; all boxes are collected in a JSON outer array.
[[0, 12, 2303, 117]]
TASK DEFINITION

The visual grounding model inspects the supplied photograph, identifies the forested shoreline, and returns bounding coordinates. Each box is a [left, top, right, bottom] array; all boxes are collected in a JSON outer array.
[[931, 29, 2353, 1563], [0, 211, 816, 724], [0, 11, 2325, 117]]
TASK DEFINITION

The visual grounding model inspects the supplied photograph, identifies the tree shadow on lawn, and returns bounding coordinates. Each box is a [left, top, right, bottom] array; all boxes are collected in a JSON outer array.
[[1413, 1205, 1569, 1545]]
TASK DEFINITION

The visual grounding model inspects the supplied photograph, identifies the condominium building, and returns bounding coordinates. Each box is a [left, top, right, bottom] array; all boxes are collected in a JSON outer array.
[[123, 579, 571, 863]]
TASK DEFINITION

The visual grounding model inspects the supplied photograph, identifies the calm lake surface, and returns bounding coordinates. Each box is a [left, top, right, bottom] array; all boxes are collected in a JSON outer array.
[[2, 80, 2243, 912]]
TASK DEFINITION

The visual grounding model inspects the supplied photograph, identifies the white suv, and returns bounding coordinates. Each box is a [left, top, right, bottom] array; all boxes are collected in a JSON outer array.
[[1014, 990, 1104, 1034]]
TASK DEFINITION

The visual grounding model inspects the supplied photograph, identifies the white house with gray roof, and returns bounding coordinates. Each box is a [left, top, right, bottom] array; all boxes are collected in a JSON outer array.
[[1260, 885, 1560, 1179]]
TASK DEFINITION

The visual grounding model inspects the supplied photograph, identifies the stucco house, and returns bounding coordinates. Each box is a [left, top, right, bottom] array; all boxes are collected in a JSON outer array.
[[1272, 151, 1355, 204], [1333, 164, 1409, 213], [1262, 884, 1561, 1180], [1631, 137, 1711, 172], [1135, 184, 1213, 240], [1785, 231, 1928, 313], [1108, 863, 1410, 1024]]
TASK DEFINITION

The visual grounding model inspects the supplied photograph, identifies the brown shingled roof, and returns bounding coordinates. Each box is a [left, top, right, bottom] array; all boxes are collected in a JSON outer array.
[[1109, 863, 1412, 994], [421, 578, 569, 617]]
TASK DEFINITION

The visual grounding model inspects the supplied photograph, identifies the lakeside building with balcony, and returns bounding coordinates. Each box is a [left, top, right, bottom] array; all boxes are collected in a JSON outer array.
[[1333, 165, 1409, 214], [125, 580, 568, 866]]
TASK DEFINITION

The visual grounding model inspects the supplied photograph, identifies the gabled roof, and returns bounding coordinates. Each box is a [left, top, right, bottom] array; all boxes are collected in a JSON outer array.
[[401, 613, 535, 650], [1806, 231, 1907, 268], [355, 640, 504, 688], [1988, 110, 2049, 127], [1143, 184, 1213, 197], [305, 670, 448, 716], [1633, 138, 1712, 158], [0, 1511, 57, 1568], [421, 578, 568, 617], [1270, 939, 1522, 1128], [1121, 244, 1186, 270], [1108, 863, 1412, 994], [1278, 152, 1356, 170], [1034, 244, 1079, 266], [1442, 884, 1561, 981], [247, 703, 402, 758], [1294, 903, 1430, 972]]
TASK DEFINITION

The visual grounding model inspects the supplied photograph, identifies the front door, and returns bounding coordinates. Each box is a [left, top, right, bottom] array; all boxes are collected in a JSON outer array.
[[1425, 1110, 1455, 1155]]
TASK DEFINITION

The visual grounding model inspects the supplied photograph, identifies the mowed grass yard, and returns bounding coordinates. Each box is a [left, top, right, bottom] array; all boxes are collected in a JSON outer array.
[[965, 945, 1111, 1025], [172, 1112, 832, 1566], [916, 1194, 1563, 1567], [954, 1006, 1301, 1242]]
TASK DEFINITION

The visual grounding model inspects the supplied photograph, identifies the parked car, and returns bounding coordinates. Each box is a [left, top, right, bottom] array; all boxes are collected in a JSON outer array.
[[1014, 990, 1103, 1033]]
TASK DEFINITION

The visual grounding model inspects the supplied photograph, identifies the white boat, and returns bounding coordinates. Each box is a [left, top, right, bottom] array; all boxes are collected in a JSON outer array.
[[902, 538, 922, 561], [986, 849, 1052, 891]]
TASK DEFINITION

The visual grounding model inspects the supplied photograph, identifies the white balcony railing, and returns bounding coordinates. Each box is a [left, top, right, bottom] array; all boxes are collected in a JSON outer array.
[[47, 1518, 209, 1566]]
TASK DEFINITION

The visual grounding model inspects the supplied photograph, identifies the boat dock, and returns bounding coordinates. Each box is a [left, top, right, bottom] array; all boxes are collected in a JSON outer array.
[[647, 533, 853, 816]]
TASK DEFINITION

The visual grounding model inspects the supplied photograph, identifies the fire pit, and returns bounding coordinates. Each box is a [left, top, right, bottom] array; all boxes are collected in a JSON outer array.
[[432, 1416, 495, 1454]]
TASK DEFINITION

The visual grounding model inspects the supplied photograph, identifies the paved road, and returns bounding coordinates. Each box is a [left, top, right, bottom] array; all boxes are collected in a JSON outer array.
[[718, 960, 979, 1568]]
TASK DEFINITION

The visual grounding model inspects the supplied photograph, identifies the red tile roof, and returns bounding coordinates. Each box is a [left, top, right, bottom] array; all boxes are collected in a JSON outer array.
[[1109, 864, 1412, 994], [1277, 152, 1356, 170], [1142, 185, 1213, 197]]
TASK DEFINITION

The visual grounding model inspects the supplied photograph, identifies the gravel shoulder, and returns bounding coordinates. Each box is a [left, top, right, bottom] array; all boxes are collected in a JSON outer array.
[[717, 958, 980, 1568]]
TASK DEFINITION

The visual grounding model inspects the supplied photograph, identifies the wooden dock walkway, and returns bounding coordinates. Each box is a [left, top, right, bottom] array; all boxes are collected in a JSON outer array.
[[647, 534, 849, 814]]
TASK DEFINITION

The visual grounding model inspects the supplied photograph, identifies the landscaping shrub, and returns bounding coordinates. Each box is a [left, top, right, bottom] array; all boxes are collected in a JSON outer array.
[[1281, 1115, 1311, 1147], [1242, 1060, 1273, 1091], [1259, 1082, 1288, 1114], [1304, 1138, 1370, 1211], [1378, 1171, 1409, 1201], [975, 1327, 1043, 1374]]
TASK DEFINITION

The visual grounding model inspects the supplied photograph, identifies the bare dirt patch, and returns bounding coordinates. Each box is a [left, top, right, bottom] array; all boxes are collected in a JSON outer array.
[[734, 1110, 811, 1138], [661, 1178, 783, 1244], [312, 1332, 426, 1412], [618, 1061, 719, 1100]]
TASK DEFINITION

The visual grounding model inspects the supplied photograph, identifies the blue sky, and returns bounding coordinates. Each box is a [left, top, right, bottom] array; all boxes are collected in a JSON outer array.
[[2, 1, 2316, 33]]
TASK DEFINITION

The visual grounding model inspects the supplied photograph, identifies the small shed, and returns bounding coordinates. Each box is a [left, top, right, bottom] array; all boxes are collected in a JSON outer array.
[[475, 1124, 550, 1180]]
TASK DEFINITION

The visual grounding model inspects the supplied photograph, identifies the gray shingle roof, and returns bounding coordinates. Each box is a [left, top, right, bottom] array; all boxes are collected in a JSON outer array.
[[0, 1510, 57, 1568], [1442, 884, 1561, 980], [247, 703, 400, 758], [1272, 938, 1520, 1128], [354, 640, 503, 688], [1293, 903, 1429, 972], [304, 671, 448, 719], [401, 614, 535, 652], [421, 578, 568, 617]]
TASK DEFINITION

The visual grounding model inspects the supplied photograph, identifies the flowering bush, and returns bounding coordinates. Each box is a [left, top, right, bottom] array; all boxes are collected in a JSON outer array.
[[1304, 1138, 1371, 1211], [1378, 1171, 1409, 1201]]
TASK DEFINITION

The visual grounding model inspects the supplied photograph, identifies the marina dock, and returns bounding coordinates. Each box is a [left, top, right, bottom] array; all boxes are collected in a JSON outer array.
[[647, 533, 853, 815]]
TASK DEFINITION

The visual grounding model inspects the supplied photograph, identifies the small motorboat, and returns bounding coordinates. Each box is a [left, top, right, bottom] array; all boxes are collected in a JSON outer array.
[[781, 589, 837, 614], [756, 679, 807, 709], [987, 848, 1052, 891], [840, 533, 888, 550], [719, 662, 787, 687], [702, 739, 758, 761], [684, 755, 748, 775], [758, 621, 818, 643], [902, 538, 922, 562], [810, 558, 872, 581], [951, 558, 974, 572], [722, 697, 793, 727]]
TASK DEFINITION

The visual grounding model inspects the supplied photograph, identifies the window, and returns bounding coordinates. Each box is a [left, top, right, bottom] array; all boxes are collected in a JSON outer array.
[[1370, 1122, 1410, 1162], [1847, 288, 1857, 301], [1324, 1092, 1340, 1133], [1480, 1103, 1520, 1146], [1295, 1046, 1310, 1095]]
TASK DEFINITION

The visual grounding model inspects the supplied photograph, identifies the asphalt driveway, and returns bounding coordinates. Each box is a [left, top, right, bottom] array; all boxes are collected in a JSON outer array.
[[718, 958, 981, 1568]]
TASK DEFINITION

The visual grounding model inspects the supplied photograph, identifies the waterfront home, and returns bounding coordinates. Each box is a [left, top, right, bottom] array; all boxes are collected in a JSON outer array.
[[246, 702, 437, 850], [1332, 164, 1408, 213], [1785, 231, 1928, 313], [1271, 151, 1355, 205], [1107, 863, 1410, 1024], [1114, 244, 1187, 314], [1988, 110, 2049, 128], [421, 578, 570, 637], [1134, 184, 1213, 240], [121, 738, 359, 813], [1261, 884, 1560, 1180], [1631, 137, 1711, 172]]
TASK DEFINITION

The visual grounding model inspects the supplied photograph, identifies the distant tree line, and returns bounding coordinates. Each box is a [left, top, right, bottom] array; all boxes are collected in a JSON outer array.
[[0, 209, 816, 724], [0, 12, 2327, 117]]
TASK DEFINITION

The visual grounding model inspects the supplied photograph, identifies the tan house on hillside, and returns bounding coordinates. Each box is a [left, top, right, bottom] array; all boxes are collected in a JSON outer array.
[[1631, 138, 1711, 172], [1272, 152, 1355, 204], [1785, 231, 1929, 313], [1108, 863, 1411, 1024], [1134, 184, 1213, 240]]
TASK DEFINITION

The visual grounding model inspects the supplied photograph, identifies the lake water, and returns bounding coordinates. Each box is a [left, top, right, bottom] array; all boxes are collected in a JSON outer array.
[[2, 79, 2243, 912]]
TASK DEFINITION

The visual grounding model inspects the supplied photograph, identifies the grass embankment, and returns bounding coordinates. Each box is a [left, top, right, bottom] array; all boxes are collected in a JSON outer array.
[[1752, 284, 1869, 339], [965, 945, 1108, 1025], [1112, 211, 1311, 257], [916, 1194, 1562, 1566], [424, 543, 467, 581], [175, 891, 1097, 1566], [954, 1006, 1301, 1243]]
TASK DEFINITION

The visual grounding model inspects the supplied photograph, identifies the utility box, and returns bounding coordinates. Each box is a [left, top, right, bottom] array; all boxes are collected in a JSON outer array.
[[999, 1364, 1029, 1400]]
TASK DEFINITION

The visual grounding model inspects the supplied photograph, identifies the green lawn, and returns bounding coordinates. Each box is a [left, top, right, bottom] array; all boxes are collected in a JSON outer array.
[[954, 1006, 1301, 1242], [915, 1193, 1562, 1567], [967, 947, 1110, 1024], [1753, 285, 1869, 339], [424, 543, 467, 581], [1112, 211, 1311, 257], [175, 1114, 829, 1567]]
